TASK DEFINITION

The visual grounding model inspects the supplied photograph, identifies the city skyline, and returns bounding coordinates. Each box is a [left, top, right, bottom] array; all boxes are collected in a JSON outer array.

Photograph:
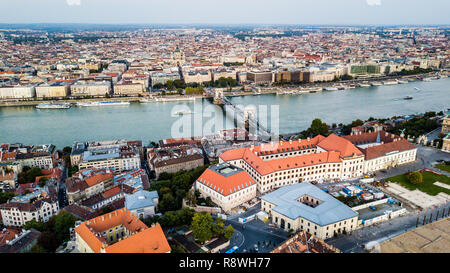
[[1, 0, 449, 25]]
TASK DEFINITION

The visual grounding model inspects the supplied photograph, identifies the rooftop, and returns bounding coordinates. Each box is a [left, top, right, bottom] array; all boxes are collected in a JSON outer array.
[[261, 183, 358, 226]]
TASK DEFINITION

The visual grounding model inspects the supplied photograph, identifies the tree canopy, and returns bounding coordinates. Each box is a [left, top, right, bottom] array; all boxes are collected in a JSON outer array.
[[190, 213, 213, 243]]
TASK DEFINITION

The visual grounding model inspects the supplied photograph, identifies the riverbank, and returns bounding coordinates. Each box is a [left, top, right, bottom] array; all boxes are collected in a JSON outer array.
[[0, 71, 446, 107]]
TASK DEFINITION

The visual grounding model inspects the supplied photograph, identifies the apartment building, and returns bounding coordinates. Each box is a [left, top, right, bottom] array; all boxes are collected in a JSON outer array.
[[80, 184, 135, 211], [261, 183, 359, 239], [74, 208, 170, 253], [0, 229, 41, 253], [212, 69, 237, 81], [247, 71, 273, 84], [343, 131, 417, 173], [70, 80, 111, 97], [147, 144, 204, 178], [0, 86, 35, 99], [150, 72, 180, 87], [35, 82, 70, 98], [441, 133, 450, 153], [71, 140, 142, 172], [66, 169, 115, 205], [125, 190, 159, 219], [0, 189, 59, 227], [3, 144, 57, 169], [442, 114, 450, 135], [113, 80, 145, 96], [195, 163, 257, 212], [183, 70, 212, 84]]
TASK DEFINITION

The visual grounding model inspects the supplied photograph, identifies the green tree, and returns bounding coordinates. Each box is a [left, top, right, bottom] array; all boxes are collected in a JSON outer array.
[[170, 244, 185, 253], [38, 177, 49, 187], [29, 244, 47, 253], [185, 189, 197, 206], [62, 146, 72, 155], [53, 211, 77, 242], [309, 118, 329, 136], [166, 80, 174, 90], [190, 213, 213, 243], [37, 231, 59, 252], [408, 171, 423, 185], [18, 167, 43, 184], [0, 192, 16, 204], [212, 217, 225, 237], [224, 225, 234, 240], [24, 219, 46, 232], [159, 192, 176, 213]]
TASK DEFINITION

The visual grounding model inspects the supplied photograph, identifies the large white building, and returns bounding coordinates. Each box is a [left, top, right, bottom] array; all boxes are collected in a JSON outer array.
[[70, 140, 142, 172], [0, 86, 35, 99], [70, 80, 111, 97], [342, 131, 417, 174], [218, 131, 417, 195], [195, 163, 257, 212], [261, 183, 359, 240], [0, 190, 59, 227]]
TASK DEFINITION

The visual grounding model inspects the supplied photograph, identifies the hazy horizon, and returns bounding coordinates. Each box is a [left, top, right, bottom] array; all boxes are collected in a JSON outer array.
[[0, 0, 449, 25]]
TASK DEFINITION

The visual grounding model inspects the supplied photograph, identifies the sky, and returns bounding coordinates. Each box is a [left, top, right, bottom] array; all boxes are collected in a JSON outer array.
[[0, 0, 449, 25]]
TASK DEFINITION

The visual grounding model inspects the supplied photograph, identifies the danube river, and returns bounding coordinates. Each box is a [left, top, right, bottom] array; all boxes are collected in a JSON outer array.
[[0, 78, 449, 148]]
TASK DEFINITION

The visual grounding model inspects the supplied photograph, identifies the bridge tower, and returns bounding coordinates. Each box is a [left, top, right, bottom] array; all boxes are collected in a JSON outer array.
[[213, 89, 224, 105], [244, 108, 255, 131]]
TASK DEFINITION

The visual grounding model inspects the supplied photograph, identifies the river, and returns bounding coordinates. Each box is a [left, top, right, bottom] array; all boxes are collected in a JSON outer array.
[[0, 78, 449, 148]]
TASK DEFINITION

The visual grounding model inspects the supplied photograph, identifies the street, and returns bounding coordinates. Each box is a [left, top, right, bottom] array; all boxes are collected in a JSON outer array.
[[222, 204, 289, 253], [325, 203, 450, 253]]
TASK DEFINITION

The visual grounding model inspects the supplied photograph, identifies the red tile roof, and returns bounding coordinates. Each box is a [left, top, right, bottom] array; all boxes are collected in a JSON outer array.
[[197, 167, 256, 196], [317, 134, 363, 158], [74, 208, 170, 253]]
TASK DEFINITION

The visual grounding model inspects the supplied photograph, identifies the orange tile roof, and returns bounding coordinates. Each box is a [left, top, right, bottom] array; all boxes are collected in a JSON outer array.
[[105, 224, 170, 253], [266, 151, 341, 171], [84, 173, 114, 187], [1, 152, 16, 161], [197, 167, 256, 196], [102, 185, 122, 199], [317, 134, 363, 158], [361, 139, 416, 160], [219, 147, 246, 162], [219, 136, 325, 162], [0, 229, 19, 247], [74, 208, 169, 253]]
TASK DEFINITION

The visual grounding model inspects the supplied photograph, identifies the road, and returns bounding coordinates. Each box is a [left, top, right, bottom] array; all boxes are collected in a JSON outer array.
[[222, 204, 288, 253], [325, 203, 450, 253], [57, 162, 68, 208]]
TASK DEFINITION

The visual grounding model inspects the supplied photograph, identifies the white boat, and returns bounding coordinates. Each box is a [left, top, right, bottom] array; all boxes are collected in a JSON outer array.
[[414, 87, 420, 91], [383, 80, 398, 85], [139, 98, 154, 103], [439, 74, 448, 79], [36, 102, 71, 109], [77, 101, 130, 107], [358, 83, 371, 87], [398, 80, 408, 84], [324, 87, 338, 91], [422, 77, 437, 82], [154, 97, 196, 102], [370, 82, 382, 86]]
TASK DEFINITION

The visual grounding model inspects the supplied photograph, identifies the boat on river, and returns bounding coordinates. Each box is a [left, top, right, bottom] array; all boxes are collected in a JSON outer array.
[[77, 101, 130, 107], [36, 102, 71, 109]]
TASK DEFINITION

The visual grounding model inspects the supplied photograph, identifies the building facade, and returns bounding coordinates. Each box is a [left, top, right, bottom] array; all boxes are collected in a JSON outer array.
[[261, 183, 359, 240], [195, 163, 257, 212], [74, 208, 170, 253]]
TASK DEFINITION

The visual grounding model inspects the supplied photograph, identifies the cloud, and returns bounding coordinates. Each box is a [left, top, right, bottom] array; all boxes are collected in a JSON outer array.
[[366, 0, 381, 6], [66, 0, 81, 6]]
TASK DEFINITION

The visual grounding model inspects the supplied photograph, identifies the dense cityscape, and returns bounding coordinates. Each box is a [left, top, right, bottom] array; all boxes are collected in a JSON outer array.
[[0, 5, 449, 267]]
